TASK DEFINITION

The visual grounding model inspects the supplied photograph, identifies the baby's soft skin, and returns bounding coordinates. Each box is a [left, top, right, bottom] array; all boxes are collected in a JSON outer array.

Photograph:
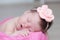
[[0, 17, 19, 35]]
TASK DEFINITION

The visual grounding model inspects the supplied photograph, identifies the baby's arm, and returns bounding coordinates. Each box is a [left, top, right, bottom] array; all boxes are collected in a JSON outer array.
[[0, 17, 19, 35], [5, 17, 19, 35]]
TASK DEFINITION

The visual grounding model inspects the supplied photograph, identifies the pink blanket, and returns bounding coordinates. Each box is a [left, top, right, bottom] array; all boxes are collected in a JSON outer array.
[[0, 32, 48, 40], [0, 17, 48, 40]]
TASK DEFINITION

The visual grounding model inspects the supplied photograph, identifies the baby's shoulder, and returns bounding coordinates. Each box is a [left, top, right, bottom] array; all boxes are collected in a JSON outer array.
[[0, 16, 19, 27]]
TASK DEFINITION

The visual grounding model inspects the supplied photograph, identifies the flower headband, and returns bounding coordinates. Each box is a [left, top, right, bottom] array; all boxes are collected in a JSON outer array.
[[37, 5, 54, 22]]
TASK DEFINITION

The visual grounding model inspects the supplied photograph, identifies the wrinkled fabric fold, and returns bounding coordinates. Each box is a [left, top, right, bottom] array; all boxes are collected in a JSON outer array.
[[0, 32, 48, 40]]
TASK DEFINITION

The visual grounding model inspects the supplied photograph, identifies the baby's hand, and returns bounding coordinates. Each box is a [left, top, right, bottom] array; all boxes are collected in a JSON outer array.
[[11, 29, 29, 37]]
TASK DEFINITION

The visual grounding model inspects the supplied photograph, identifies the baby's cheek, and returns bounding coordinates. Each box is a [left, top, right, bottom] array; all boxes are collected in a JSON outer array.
[[31, 24, 41, 32]]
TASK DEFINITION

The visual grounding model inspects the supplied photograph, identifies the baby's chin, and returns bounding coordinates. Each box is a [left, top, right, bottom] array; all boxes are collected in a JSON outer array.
[[28, 29, 34, 32], [18, 28, 30, 32], [20, 28, 38, 32], [21, 28, 33, 32]]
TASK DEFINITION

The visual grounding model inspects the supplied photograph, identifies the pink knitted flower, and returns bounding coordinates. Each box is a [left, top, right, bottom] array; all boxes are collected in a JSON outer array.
[[37, 5, 54, 22]]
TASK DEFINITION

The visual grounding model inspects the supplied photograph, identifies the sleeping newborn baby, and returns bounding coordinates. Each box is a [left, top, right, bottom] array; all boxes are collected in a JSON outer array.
[[0, 5, 54, 37]]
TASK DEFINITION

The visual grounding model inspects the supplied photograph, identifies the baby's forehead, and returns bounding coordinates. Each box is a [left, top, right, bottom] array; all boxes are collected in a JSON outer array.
[[21, 11, 40, 21], [22, 13, 33, 20], [20, 12, 32, 20]]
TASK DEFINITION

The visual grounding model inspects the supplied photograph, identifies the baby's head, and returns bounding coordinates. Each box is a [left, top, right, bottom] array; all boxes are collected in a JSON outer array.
[[16, 5, 54, 33]]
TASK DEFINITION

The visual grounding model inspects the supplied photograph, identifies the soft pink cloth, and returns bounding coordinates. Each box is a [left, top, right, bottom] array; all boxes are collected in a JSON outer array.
[[0, 17, 48, 40], [0, 32, 48, 40]]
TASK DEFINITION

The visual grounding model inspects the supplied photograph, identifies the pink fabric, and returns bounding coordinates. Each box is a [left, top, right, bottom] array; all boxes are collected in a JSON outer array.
[[0, 18, 48, 40], [0, 32, 48, 40]]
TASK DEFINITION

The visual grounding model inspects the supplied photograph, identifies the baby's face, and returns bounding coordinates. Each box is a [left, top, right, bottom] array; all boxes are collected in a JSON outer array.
[[17, 11, 41, 32]]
